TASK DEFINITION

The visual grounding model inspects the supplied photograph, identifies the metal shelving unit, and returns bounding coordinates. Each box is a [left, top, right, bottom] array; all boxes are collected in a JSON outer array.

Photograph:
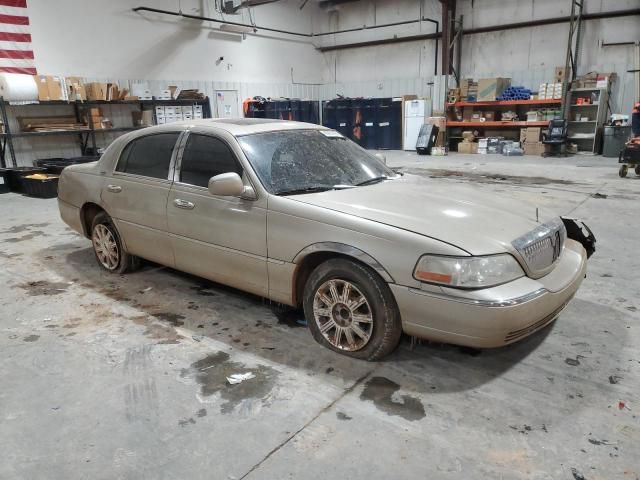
[[0, 97, 211, 168], [566, 88, 609, 154]]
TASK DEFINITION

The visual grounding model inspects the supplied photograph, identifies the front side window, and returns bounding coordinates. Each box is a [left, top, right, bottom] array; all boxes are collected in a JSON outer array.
[[179, 134, 243, 188], [116, 133, 180, 179], [237, 130, 394, 195]]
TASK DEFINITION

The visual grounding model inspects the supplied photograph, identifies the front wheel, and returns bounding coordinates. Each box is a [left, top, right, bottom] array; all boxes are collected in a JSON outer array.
[[303, 258, 402, 360], [91, 212, 140, 274]]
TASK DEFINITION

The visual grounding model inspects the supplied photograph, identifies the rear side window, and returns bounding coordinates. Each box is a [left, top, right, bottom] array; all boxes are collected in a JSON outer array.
[[180, 134, 243, 188], [116, 133, 180, 179]]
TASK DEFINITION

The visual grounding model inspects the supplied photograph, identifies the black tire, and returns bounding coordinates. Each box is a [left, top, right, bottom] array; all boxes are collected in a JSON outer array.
[[619, 164, 628, 178], [303, 258, 402, 361], [90, 212, 140, 274]]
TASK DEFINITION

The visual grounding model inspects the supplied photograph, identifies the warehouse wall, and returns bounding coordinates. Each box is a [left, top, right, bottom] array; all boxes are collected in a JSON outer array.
[[316, 0, 639, 111], [27, 0, 327, 85]]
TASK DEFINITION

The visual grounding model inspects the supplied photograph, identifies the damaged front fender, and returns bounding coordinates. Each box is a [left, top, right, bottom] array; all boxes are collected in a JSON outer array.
[[562, 217, 596, 258]]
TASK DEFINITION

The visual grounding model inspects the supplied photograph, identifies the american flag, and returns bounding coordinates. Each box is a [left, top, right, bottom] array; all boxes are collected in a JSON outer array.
[[0, 0, 35, 75]]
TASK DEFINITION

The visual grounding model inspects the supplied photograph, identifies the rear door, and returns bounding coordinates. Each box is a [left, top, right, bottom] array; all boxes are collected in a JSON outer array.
[[167, 131, 268, 296], [102, 132, 182, 266]]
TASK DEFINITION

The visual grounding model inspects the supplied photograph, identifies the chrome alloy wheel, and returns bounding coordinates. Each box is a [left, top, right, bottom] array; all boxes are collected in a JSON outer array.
[[312, 279, 373, 351], [92, 224, 120, 270]]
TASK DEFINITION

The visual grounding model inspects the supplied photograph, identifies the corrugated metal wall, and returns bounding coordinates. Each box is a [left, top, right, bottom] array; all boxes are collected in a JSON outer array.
[[6, 65, 633, 166]]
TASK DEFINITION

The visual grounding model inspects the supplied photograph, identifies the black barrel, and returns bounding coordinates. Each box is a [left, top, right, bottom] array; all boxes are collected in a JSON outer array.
[[375, 98, 393, 149], [322, 101, 336, 129], [289, 100, 301, 121], [334, 99, 352, 139], [276, 100, 291, 120], [390, 98, 403, 149], [265, 101, 278, 119], [361, 99, 377, 149], [350, 99, 365, 146]]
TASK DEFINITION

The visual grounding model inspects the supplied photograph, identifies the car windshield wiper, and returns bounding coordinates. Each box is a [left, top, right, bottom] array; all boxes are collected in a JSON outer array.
[[355, 176, 390, 186], [275, 186, 335, 196]]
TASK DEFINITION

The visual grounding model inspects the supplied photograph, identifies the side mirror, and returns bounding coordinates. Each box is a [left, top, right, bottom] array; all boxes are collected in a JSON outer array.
[[374, 152, 387, 164], [208, 172, 245, 197]]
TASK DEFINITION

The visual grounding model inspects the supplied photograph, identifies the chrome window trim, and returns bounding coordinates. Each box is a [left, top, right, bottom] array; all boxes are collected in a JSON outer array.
[[174, 130, 259, 200], [112, 131, 185, 182], [407, 286, 548, 308]]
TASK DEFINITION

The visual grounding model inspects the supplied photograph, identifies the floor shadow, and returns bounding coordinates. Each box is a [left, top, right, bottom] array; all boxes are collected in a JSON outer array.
[[39, 242, 557, 393]]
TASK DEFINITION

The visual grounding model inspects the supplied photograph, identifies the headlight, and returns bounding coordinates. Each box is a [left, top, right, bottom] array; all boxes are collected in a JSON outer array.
[[413, 254, 524, 288]]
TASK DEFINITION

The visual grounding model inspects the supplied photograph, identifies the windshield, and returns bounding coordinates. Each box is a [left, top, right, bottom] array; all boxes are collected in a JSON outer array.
[[237, 129, 395, 195]]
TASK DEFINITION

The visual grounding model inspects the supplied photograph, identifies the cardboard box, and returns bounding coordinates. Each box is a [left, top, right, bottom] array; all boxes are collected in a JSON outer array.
[[86, 82, 109, 101], [458, 141, 478, 154], [155, 106, 165, 116], [34, 76, 49, 101], [66, 77, 86, 101], [193, 105, 203, 114], [33, 75, 67, 101], [157, 89, 172, 100], [156, 116, 166, 125], [427, 116, 446, 130], [524, 127, 542, 143], [88, 107, 102, 116], [182, 106, 193, 116], [164, 106, 177, 116], [45, 76, 65, 101], [524, 142, 545, 156], [483, 111, 496, 121], [132, 110, 154, 127], [194, 112, 203, 119], [477, 78, 510, 102], [554, 67, 567, 83], [520, 129, 527, 143]]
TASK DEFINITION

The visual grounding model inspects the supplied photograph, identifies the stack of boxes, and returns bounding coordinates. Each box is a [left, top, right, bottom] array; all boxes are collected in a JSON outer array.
[[85, 107, 111, 129], [460, 79, 478, 102], [538, 83, 563, 100], [521, 127, 545, 156], [477, 78, 511, 102], [155, 104, 203, 125], [457, 131, 478, 154]]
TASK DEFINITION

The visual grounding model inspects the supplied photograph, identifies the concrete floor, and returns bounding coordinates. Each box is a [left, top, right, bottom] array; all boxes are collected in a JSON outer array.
[[1, 152, 639, 480]]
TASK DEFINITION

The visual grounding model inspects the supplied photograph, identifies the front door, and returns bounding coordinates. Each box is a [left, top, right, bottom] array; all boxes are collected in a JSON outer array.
[[167, 131, 268, 297], [215, 90, 239, 118], [101, 132, 182, 266]]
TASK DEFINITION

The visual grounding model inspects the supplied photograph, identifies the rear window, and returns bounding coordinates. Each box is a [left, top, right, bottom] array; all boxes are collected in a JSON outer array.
[[116, 133, 180, 179]]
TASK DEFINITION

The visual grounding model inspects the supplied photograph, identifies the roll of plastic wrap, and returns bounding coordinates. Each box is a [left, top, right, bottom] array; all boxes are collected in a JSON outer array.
[[0, 73, 38, 101]]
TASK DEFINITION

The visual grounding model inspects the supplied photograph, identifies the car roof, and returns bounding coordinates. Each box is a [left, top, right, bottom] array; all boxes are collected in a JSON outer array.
[[149, 118, 328, 136]]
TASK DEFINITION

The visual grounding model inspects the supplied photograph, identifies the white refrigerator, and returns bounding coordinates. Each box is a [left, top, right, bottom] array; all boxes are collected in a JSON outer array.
[[403, 100, 427, 151]]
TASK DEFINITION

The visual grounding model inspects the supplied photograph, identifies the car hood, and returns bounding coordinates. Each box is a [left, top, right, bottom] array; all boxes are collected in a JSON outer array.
[[288, 174, 550, 255]]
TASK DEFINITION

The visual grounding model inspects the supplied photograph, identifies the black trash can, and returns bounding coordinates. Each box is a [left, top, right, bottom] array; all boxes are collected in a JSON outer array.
[[289, 100, 301, 121], [322, 100, 337, 130], [335, 99, 352, 139], [361, 99, 377, 150], [375, 98, 393, 149], [265, 101, 278, 119]]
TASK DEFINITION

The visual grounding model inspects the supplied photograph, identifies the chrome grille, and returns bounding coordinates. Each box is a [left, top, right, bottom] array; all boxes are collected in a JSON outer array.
[[512, 218, 566, 276]]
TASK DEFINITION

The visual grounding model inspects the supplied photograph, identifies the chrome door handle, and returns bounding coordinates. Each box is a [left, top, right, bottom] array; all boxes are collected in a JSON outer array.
[[173, 199, 195, 210], [107, 184, 122, 193]]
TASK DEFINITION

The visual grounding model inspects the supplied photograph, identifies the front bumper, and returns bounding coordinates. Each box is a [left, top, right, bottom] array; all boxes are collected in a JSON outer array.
[[392, 239, 588, 348]]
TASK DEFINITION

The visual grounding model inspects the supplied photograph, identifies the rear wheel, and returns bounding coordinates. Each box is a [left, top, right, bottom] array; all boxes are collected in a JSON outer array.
[[303, 258, 402, 360], [619, 164, 628, 178], [91, 212, 140, 274]]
